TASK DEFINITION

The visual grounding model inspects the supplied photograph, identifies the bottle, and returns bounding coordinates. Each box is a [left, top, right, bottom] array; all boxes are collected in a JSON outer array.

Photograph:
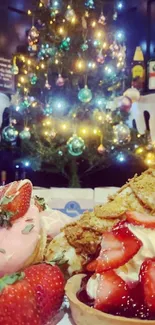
[[131, 47, 145, 92]]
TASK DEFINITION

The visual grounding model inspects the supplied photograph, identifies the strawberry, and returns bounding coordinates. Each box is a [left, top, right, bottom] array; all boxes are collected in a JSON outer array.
[[94, 222, 142, 273], [140, 258, 155, 312], [0, 180, 32, 225], [126, 211, 155, 229], [86, 260, 98, 272], [24, 263, 65, 323], [0, 272, 41, 325], [94, 270, 129, 312]]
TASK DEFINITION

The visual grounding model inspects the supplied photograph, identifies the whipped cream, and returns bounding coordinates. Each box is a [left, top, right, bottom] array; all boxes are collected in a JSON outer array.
[[117, 224, 155, 282], [86, 224, 155, 299]]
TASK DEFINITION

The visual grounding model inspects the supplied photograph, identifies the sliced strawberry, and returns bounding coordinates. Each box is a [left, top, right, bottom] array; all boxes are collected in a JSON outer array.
[[94, 270, 129, 312], [96, 222, 142, 273], [86, 260, 98, 272], [140, 258, 155, 312], [126, 211, 155, 229], [0, 180, 32, 223]]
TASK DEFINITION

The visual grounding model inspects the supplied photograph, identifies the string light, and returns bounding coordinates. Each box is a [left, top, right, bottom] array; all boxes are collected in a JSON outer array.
[[117, 152, 125, 162], [55, 59, 59, 64], [91, 20, 97, 28], [27, 59, 31, 65], [62, 124, 67, 130], [28, 10, 32, 15], [40, 63, 45, 69], [39, 2, 43, 7], [117, 1, 123, 10], [75, 59, 85, 71]]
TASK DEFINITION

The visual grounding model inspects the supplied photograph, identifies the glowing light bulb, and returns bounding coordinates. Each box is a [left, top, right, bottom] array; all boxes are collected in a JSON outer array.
[[28, 10, 32, 15], [136, 147, 144, 154], [41, 63, 45, 69], [58, 27, 65, 35], [116, 30, 124, 41], [82, 129, 87, 135], [91, 20, 96, 28], [16, 165, 20, 169], [93, 129, 97, 135], [24, 161, 30, 167], [39, 2, 43, 7], [117, 153, 125, 162], [117, 1, 123, 10], [20, 76, 25, 83], [62, 124, 67, 130], [55, 59, 59, 64], [27, 59, 31, 65]]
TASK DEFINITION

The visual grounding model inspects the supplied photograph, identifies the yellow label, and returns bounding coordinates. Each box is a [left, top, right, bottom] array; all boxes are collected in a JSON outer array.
[[132, 65, 145, 79]]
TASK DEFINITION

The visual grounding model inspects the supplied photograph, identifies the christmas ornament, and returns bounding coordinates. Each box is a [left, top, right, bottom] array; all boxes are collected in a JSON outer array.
[[50, 129, 56, 138], [96, 53, 104, 64], [19, 129, 31, 140], [60, 37, 70, 51], [11, 63, 19, 75], [93, 110, 106, 123], [65, 7, 76, 22], [28, 26, 39, 44], [56, 74, 65, 87], [2, 125, 17, 142], [113, 11, 118, 21], [20, 98, 31, 110], [98, 12, 106, 25], [120, 96, 132, 113], [85, 0, 95, 9], [123, 87, 140, 103], [97, 144, 106, 154], [81, 42, 88, 51], [114, 123, 131, 144], [28, 44, 38, 53], [45, 79, 51, 90], [67, 134, 85, 156], [50, 0, 61, 10], [78, 86, 92, 103], [93, 39, 101, 48], [38, 44, 57, 59], [44, 104, 53, 116], [30, 73, 38, 85], [58, 150, 63, 156]]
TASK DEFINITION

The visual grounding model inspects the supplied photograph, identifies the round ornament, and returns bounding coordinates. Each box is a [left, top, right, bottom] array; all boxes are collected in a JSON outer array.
[[44, 104, 53, 116], [78, 86, 92, 103], [19, 129, 31, 140], [123, 87, 140, 103], [56, 74, 65, 87], [58, 150, 63, 156], [28, 26, 39, 44], [11, 64, 19, 75], [30, 73, 38, 85], [20, 98, 30, 110], [120, 96, 132, 113], [67, 134, 85, 156], [97, 144, 106, 154], [2, 125, 17, 142], [114, 123, 131, 144], [50, 0, 61, 10], [60, 37, 70, 51], [85, 0, 95, 9], [96, 53, 104, 64], [81, 42, 88, 51], [65, 7, 76, 21], [98, 13, 106, 25], [45, 79, 51, 90]]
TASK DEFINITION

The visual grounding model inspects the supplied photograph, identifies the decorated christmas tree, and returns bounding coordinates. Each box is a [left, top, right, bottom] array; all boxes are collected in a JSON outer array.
[[2, 0, 151, 186]]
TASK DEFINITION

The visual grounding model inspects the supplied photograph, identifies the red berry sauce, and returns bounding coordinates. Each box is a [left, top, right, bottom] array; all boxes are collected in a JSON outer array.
[[77, 277, 155, 320]]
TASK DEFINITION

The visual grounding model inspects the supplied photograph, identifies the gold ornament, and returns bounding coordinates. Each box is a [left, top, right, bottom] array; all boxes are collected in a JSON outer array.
[[97, 144, 106, 154], [123, 87, 140, 103]]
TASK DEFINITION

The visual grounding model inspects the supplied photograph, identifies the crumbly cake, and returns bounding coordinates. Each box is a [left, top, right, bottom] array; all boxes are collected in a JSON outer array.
[[45, 168, 155, 274]]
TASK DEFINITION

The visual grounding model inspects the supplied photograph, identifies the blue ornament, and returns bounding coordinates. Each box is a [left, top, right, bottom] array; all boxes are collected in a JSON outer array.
[[67, 134, 85, 156], [95, 96, 106, 108], [50, 0, 61, 10], [2, 126, 17, 142], [78, 86, 92, 103], [81, 42, 88, 51], [44, 104, 53, 116], [19, 129, 31, 140], [60, 37, 70, 51], [30, 73, 38, 85], [85, 0, 95, 9]]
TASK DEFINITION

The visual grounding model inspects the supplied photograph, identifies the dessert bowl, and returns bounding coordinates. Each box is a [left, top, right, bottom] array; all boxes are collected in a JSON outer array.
[[65, 274, 155, 325]]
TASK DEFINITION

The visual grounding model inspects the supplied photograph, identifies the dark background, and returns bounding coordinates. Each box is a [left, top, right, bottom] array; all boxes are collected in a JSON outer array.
[[0, 0, 154, 187]]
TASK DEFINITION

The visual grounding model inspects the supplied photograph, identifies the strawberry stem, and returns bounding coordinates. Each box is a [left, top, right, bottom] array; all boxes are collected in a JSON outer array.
[[0, 272, 25, 293]]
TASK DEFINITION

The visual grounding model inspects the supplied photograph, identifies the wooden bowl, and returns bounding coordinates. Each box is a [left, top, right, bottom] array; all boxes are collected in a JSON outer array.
[[65, 274, 155, 325]]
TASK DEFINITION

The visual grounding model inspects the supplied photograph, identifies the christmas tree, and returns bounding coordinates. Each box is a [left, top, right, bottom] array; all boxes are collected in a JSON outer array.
[[3, 0, 151, 186]]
